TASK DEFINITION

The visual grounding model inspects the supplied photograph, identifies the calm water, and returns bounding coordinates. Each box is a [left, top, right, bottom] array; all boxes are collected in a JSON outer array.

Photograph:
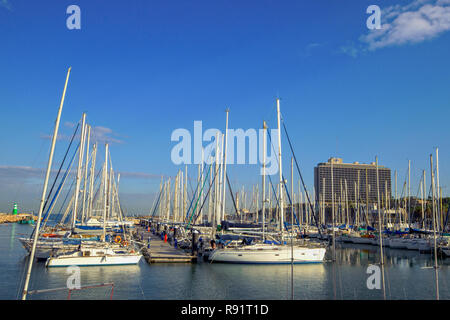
[[2, 223, 450, 300]]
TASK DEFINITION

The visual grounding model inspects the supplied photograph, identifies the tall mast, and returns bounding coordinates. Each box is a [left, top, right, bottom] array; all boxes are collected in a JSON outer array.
[[322, 178, 325, 225], [196, 162, 201, 222], [385, 180, 389, 226], [376, 156, 386, 300], [221, 109, 229, 223], [22, 67, 71, 300], [291, 157, 294, 233], [430, 154, 440, 300], [199, 148, 204, 224], [357, 170, 360, 227], [331, 159, 335, 260], [102, 143, 109, 241], [355, 181, 358, 226], [167, 178, 171, 222], [179, 171, 183, 223], [421, 170, 425, 229], [72, 113, 87, 228], [268, 183, 272, 224], [256, 184, 259, 224], [174, 171, 179, 224], [262, 121, 267, 240], [158, 176, 163, 219], [436, 148, 441, 233], [365, 168, 369, 226], [208, 165, 213, 224], [290, 157, 294, 300], [81, 125, 91, 223], [212, 132, 219, 237], [218, 134, 224, 227], [87, 143, 97, 220], [114, 173, 126, 241], [345, 179, 349, 226], [108, 162, 114, 219], [276, 98, 284, 233], [395, 170, 398, 228], [184, 165, 187, 223], [408, 160, 411, 228], [300, 181, 304, 226]]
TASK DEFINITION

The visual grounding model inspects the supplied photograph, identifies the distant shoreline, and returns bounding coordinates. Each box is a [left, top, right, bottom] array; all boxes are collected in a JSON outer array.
[[0, 214, 37, 224]]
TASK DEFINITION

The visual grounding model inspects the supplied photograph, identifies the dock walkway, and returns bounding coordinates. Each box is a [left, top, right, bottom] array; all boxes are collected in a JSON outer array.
[[135, 227, 197, 263]]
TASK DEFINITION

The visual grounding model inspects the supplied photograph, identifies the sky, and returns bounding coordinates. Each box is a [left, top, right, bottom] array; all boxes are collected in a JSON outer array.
[[1, 0, 450, 214]]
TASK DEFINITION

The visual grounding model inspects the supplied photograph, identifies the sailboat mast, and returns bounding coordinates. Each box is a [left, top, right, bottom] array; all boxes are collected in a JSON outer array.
[[276, 99, 284, 233], [81, 125, 91, 223], [72, 113, 87, 228], [408, 160, 411, 228], [290, 157, 294, 300], [421, 170, 425, 229], [87, 143, 97, 220], [174, 171, 179, 224], [212, 132, 220, 237], [376, 156, 386, 300], [221, 109, 229, 223], [430, 154, 440, 300], [22, 67, 71, 300], [102, 143, 109, 241], [184, 165, 187, 223], [436, 148, 441, 233], [331, 158, 335, 260], [262, 121, 267, 240]]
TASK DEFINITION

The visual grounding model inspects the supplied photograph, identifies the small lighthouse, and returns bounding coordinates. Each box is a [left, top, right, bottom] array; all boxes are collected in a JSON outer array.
[[12, 202, 18, 215]]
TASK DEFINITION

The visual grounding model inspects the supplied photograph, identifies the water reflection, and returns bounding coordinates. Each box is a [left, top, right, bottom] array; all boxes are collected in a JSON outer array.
[[2, 224, 450, 300], [9, 223, 16, 250]]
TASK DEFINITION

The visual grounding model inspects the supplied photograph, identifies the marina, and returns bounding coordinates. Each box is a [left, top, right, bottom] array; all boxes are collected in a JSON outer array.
[[2, 1, 450, 305], [3, 223, 450, 300], [2, 80, 450, 300]]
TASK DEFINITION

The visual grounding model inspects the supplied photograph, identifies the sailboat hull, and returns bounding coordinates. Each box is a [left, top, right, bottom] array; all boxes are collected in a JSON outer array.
[[208, 245, 326, 264], [46, 254, 142, 267]]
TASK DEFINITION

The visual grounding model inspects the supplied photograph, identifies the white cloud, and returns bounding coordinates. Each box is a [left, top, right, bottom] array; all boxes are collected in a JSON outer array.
[[303, 42, 325, 57], [40, 124, 125, 144], [339, 43, 359, 58], [91, 126, 124, 144], [117, 171, 160, 179], [361, 0, 450, 50], [64, 121, 76, 128]]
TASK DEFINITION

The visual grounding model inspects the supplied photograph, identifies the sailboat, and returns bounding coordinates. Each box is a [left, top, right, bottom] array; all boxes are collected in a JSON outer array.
[[19, 114, 128, 259], [46, 243, 141, 267], [208, 99, 327, 264], [208, 241, 326, 264], [45, 143, 142, 267]]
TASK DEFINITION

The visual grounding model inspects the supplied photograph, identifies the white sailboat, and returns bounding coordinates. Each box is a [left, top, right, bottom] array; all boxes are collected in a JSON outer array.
[[45, 143, 142, 267], [209, 242, 326, 264], [46, 244, 141, 267], [208, 99, 327, 264], [20, 236, 99, 260]]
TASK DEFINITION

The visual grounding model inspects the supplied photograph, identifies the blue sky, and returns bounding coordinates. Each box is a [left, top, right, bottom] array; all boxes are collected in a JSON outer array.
[[1, 0, 450, 213]]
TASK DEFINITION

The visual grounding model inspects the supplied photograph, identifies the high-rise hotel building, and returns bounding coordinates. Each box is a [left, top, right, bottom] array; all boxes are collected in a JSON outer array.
[[314, 158, 391, 204]]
